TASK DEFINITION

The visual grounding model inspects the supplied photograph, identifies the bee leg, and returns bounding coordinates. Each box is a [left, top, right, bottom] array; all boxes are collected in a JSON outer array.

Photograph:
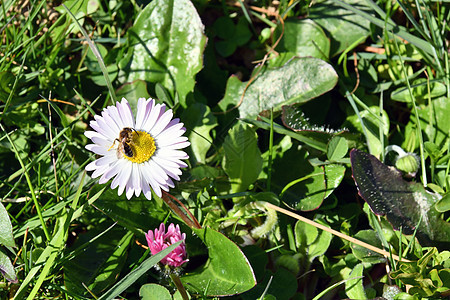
[[107, 139, 120, 151]]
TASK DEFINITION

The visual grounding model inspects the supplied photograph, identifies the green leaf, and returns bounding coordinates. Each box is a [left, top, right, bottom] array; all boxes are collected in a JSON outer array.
[[323, 164, 346, 199], [391, 79, 446, 102], [276, 18, 330, 60], [177, 165, 226, 193], [182, 103, 218, 164], [93, 185, 167, 234], [0, 202, 15, 247], [116, 80, 151, 113], [220, 57, 337, 118], [435, 193, 450, 213], [222, 123, 263, 193], [140, 284, 172, 300], [351, 230, 385, 264], [0, 250, 17, 283], [127, 0, 206, 106], [98, 241, 182, 300], [64, 225, 133, 295], [309, 0, 372, 56], [181, 227, 256, 296], [295, 218, 332, 261], [328, 0, 436, 57], [414, 97, 450, 147], [240, 268, 297, 300], [350, 149, 450, 246], [0, 71, 16, 102], [273, 147, 325, 211], [344, 106, 389, 158], [327, 136, 348, 161], [345, 263, 366, 299]]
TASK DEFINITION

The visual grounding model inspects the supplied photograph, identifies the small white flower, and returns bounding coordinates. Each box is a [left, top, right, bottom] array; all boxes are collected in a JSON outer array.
[[85, 98, 190, 200]]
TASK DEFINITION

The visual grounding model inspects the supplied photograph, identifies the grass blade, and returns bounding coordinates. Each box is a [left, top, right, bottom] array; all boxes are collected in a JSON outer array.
[[98, 241, 182, 300]]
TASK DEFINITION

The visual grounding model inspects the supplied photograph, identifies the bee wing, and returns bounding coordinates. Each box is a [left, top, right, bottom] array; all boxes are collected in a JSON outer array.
[[116, 143, 124, 159]]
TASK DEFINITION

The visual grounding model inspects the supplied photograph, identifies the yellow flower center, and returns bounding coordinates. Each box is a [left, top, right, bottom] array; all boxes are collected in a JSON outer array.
[[125, 130, 156, 164]]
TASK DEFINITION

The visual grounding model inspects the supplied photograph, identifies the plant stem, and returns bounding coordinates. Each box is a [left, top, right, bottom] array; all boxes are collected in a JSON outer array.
[[170, 273, 190, 300]]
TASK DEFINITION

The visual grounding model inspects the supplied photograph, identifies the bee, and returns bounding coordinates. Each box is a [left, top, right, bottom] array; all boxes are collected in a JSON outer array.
[[112, 127, 139, 158]]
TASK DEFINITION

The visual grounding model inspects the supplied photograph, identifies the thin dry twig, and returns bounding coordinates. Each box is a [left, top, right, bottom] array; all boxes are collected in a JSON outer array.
[[265, 203, 411, 262], [351, 52, 360, 94]]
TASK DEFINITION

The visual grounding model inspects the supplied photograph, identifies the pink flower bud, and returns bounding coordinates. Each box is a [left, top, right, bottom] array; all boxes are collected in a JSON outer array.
[[145, 223, 188, 268]]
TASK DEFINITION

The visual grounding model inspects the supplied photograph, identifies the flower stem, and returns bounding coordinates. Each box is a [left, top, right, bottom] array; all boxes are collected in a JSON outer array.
[[170, 273, 190, 300]]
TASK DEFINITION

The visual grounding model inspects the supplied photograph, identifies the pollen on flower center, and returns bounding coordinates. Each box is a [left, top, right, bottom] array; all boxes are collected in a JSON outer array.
[[125, 130, 156, 164]]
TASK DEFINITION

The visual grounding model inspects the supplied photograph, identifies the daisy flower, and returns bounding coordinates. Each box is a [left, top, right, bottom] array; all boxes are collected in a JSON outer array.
[[85, 98, 190, 200], [146, 223, 188, 268]]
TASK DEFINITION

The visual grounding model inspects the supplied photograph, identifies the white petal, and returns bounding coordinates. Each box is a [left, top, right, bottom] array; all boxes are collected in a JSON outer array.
[[101, 160, 123, 182], [86, 160, 99, 171], [157, 149, 189, 160], [147, 159, 169, 182], [135, 98, 151, 129], [111, 160, 132, 193], [86, 144, 108, 156], [117, 99, 135, 128], [91, 164, 110, 178], [96, 114, 119, 140], [141, 164, 162, 197], [142, 177, 152, 200], [152, 109, 173, 137], [143, 103, 163, 133], [152, 156, 182, 180], [104, 105, 124, 129]]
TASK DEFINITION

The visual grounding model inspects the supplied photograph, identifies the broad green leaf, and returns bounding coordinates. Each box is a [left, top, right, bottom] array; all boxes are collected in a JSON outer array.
[[351, 230, 385, 264], [116, 80, 151, 113], [93, 185, 166, 234], [281, 104, 350, 151], [140, 284, 172, 300], [345, 263, 366, 299], [222, 123, 263, 193], [327, 136, 348, 161], [0, 71, 15, 102], [0, 202, 15, 247], [309, 0, 372, 56], [0, 250, 17, 283], [219, 57, 337, 118], [182, 103, 218, 164], [64, 225, 132, 295], [350, 149, 450, 246], [391, 79, 446, 102], [242, 245, 268, 282], [214, 17, 251, 57], [273, 147, 327, 211], [295, 218, 332, 261], [240, 268, 297, 300], [177, 165, 226, 193], [181, 227, 256, 296], [276, 18, 330, 60], [436, 193, 450, 213], [323, 164, 346, 199], [127, 0, 206, 106]]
